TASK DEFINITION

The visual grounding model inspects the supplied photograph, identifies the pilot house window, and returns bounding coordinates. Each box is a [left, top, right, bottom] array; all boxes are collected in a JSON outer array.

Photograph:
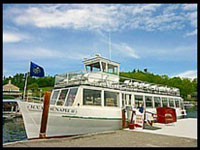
[[86, 62, 100, 72], [108, 64, 118, 75], [83, 89, 101, 106]]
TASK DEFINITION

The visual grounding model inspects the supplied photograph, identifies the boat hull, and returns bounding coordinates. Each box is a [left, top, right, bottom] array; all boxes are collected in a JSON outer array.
[[18, 101, 122, 139], [18, 101, 186, 139]]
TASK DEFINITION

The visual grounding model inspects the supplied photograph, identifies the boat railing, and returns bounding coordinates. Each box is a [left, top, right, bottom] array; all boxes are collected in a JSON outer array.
[[23, 96, 44, 103], [54, 70, 180, 96]]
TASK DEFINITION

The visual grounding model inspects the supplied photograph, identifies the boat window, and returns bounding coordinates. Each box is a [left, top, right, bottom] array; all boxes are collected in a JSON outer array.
[[175, 99, 180, 108], [56, 89, 69, 106], [154, 97, 161, 107], [128, 94, 131, 105], [122, 93, 125, 107], [162, 97, 168, 107], [83, 89, 101, 106], [180, 100, 184, 109], [108, 64, 118, 75], [145, 96, 152, 108], [134, 95, 143, 108], [86, 62, 101, 72], [65, 88, 78, 106], [50, 90, 60, 105], [104, 91, 119, 107], [169, 98, 174, 107]]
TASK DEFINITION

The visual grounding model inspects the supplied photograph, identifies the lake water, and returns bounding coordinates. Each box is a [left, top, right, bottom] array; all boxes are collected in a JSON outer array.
[[3, 106, 198, 144]]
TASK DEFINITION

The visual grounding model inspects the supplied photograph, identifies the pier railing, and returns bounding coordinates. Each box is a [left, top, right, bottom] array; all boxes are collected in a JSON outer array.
[[54, 70, 180, 96]]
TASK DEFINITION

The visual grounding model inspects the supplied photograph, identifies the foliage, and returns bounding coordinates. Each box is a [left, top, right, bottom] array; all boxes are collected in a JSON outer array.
[[120, 70, 197, 101], [3, 73, 55, 91], [3, 95, 16, 99]]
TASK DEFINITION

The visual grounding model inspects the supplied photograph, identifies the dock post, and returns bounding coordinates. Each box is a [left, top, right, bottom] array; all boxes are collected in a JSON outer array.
[[122, 108, 126, 128], [39, 92, 51, 139]]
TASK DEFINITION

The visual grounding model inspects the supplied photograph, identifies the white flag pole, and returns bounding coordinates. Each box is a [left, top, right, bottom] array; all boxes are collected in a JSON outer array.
[[23, 62, 30, 101]]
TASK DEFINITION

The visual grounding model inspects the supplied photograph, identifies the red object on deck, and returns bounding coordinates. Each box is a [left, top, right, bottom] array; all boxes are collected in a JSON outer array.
[[156, 107, 177, 124], [129, 123, 135, 129]]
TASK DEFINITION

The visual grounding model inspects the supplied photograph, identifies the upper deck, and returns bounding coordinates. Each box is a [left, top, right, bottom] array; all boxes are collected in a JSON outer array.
[[54, 54, 180, 97]]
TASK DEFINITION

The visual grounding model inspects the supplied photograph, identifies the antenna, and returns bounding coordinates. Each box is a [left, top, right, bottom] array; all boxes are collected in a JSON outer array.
[[109, 31, 111, 60]]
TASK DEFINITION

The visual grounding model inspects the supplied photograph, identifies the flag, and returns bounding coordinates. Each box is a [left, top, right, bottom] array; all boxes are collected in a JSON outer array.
[[30, 62, 45, 77]]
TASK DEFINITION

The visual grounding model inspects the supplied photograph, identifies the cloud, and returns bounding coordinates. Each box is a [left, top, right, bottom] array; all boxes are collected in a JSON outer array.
[[4, 4, 197, 33], [173, 70, 197, 79], [185, 29, 197, 37], [95, 31, 140, 59], [3, 47, 88, 60], [182, 4, 197, 11], [112, 43, 140, 59], [3, 32, 30, 43]]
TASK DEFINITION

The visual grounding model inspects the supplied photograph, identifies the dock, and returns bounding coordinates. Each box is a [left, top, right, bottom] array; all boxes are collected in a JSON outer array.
[[3, 118, 197, 147], [125, 118, 197, 139]]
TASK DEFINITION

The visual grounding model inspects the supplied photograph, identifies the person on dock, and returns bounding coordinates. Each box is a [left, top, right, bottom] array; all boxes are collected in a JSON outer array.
[[138, 103, 144, 113]]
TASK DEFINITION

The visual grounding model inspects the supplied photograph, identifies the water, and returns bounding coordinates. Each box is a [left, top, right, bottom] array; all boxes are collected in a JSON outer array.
[[185, 106, 197, 118], [3, 117, 27, 144], [3, 106, 198, 144]]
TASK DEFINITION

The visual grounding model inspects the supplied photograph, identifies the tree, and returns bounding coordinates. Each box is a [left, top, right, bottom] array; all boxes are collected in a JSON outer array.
[[28, 83, 39, 92]]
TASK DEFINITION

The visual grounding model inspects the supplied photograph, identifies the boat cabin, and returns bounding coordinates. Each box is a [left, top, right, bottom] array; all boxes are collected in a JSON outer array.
[[50, 85, 184, 110], [52, 54, 185, 118]]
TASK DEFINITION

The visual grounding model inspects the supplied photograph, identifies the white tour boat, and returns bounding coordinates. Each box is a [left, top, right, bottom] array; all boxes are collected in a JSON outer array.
[[18, 54, 187, 139]]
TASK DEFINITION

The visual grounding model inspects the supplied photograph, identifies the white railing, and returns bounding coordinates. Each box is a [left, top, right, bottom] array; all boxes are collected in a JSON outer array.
[[54, 70, 180, 96]]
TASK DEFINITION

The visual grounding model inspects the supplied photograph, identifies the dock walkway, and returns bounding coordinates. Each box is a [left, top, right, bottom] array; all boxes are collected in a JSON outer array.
[[4, 128, 197, 147], [125, 118, 197, 139]]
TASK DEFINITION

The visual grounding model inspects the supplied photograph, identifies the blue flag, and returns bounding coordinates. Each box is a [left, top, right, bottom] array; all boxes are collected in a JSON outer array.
[[30, 62, 45, 77]]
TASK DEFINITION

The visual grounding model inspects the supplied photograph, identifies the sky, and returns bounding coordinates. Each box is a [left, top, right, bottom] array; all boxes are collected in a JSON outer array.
[[3, 4, 197, 79]]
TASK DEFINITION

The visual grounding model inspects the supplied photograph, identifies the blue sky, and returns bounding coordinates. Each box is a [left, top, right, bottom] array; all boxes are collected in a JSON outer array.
[[3, 4, 197, 79]]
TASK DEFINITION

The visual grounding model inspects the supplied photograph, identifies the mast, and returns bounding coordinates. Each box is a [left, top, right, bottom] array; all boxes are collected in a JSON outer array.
[[109, 31, 111, 60], [23, 62, 30, 101]]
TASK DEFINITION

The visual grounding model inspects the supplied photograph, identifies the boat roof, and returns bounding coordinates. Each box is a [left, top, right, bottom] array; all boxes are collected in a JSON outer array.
[[83, 54, 120, 66]]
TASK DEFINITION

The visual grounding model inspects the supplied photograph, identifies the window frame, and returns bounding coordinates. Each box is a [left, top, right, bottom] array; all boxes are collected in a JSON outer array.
[[145, 96, 153, 108], [169, 98, 174, 108], [162, 97, 168, 107], [134, 94, 144, 108], [83, 88, 102, 106], [104, 91, 119, 107], [154, 96, 161, 108], [50, 89, 61, 105], [65, 87, 78, 107], [175, 98, 180, 108], [56, 88, 69, 106]]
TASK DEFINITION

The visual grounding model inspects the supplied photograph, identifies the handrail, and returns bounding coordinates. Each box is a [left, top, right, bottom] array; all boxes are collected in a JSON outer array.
[[54, 70, 180, 96]]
